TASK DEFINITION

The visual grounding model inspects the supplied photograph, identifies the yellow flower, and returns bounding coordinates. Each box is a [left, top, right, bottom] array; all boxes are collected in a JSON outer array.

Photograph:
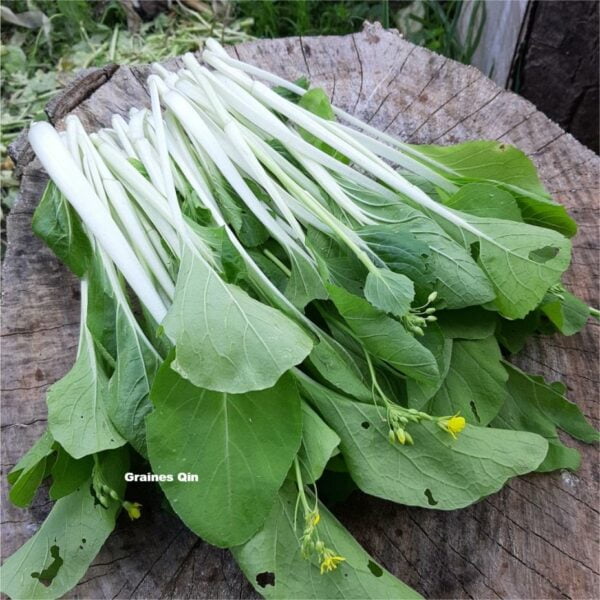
[[123, 501, 142, 520], [308, 510, 320, 527], [320, 552, 345, 574], [439, 414, 466, 439]]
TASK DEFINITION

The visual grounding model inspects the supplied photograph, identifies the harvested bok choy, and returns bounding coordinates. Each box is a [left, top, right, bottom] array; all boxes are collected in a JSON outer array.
[[2, 39, 598, 600]]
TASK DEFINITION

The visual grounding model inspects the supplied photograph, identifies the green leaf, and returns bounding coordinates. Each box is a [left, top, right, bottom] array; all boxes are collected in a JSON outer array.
[[273, 76, 310, 102], [286, 249, 328, 309], [297, 88, 349, 162], [364, 268, 415, 318], [0, 448, 128, 600], [405, 323, 452, 408], [328, 285, 439, 384], [428, 336, 509, 425], [436, 306, 497, 339], [32, 181, 92, 277], [309, 331, 373, 402], [9, 452, 50, 508], [357, 226, 434, 290], [496, 312, 541, 354], [472, 216, 571, 319], [47, 326, 125, 459], [301, 376, 548, 510], [232, 481, 421, 599], [437, 212, 572, 319], [442, 182, 523, 221], [146, 363, 302, 547], [86, 254, 118, 362], [8, 430, 54, 485], [492, 363, 599, 471], [307, 228, 366, 295], [297, 401, 340, 484], [298, 88, 335, 121], [540, 289, 590, 335], [163, 247, 313, 393], [348, 194, 494, 308], [342, 182, 496, 309], [49, 447, 93, 501], [407, 141, 577, 236], [107, 305, 162, 457]]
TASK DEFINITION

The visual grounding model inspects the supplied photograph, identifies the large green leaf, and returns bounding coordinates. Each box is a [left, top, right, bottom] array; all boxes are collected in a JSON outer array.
[[47, 326, 125, 459], [443, 182, 523, 221], [163, 247, 313, 393], [0, 448, 128, 600], [107, 305, 162, 457], [492, 363, 599, 471], [146, 362, 302, 547], [343, 186, 495, 308], [465, 215, 571, 319], [232, 481, 421, 599], [301, 376, 547, 510], [328, 285, 439, 383], [428, 336, 508, 425], [32, 181, 92, 277], [406, 141, 577, 236]]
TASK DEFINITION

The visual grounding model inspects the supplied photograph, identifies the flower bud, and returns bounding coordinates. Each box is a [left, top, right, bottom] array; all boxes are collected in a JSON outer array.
[[395, 428, 406, 445]]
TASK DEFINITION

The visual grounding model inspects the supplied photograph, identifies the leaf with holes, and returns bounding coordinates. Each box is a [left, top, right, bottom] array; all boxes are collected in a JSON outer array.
[[0, 448, 128, 600], [232, 481, 422, 599], [301, 375, 547, 509]]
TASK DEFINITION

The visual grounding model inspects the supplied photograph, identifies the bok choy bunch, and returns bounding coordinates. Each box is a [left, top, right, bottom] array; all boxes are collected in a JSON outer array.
[[2, 39, 598, 600]]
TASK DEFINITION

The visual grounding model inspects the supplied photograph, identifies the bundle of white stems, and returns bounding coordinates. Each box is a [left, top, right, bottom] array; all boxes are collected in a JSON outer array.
[[28, 39, 480, 335]]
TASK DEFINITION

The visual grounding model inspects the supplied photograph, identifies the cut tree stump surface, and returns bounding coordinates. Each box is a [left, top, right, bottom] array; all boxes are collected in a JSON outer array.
[[2, 23, 599, 599]]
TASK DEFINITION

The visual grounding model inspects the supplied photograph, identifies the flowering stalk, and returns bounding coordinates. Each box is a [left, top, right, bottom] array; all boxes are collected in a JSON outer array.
[[293, 458, 345, 575]]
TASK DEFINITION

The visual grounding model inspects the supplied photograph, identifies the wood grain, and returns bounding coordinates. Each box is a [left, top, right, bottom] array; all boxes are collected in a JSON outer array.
[[2, 23, 598, 599]]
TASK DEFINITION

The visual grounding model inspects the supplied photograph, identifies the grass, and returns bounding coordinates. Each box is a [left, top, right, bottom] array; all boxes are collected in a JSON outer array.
[[1, 0, 253, 213], [0, 0, 484, 256]]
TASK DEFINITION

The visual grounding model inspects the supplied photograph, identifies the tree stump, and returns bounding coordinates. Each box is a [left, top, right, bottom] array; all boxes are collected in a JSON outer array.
[[2, 23, 598, 599]]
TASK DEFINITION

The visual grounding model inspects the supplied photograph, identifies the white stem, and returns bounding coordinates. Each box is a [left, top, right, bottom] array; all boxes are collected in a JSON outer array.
[[29, 122, 168, 323]]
